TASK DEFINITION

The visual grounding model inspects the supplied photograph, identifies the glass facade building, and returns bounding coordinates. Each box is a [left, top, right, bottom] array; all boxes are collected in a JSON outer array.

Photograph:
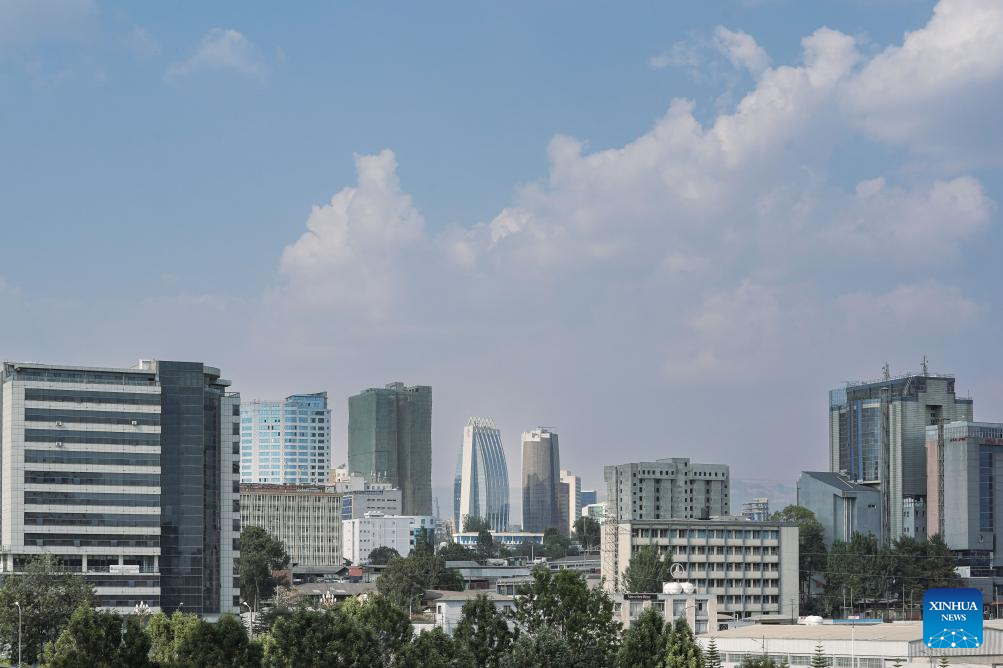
[[240, 392, 331, 484], [521, 428, 561, 533], [348, 383, 432, 516], [453, 418, 510, 532]]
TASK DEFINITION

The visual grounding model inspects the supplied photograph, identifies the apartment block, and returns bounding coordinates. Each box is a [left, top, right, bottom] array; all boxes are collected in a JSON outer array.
[[240, 484, 343, 567]]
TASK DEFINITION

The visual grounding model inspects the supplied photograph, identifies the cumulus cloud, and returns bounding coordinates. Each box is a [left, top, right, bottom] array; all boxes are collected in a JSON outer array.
[[713, 26, 771, 77], [166, 28, 270, 82]]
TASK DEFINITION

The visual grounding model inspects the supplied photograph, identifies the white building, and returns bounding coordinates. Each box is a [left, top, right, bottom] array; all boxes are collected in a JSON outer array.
[[582, 502, 607, 520], [452, 531, 544, 547], [616, 585, 719, 634], [453, 418, 510, 532], [342, 512, 435, 564], [560, 469, 582, 536], [329, 466, 402, 519], [428, 589, 515, 634], [240, 484, 344, 567], [605, 458, 730, 522], [240, 393, 331, 485]]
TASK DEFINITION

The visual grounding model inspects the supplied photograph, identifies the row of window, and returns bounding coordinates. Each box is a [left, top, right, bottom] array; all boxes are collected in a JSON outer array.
[[632, 528, 780, 540], [25, 388, 161, 405], [25, 429, 160, 446], [25, 449, 160, 467], [25, 408, 160, 426], [24, 490, 160, 506], [24, 533, 160, 547], [24, 471, 161, 487], [24, 512, 161, 527]]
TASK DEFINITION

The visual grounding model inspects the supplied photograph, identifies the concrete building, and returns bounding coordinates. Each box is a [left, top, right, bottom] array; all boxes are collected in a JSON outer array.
[[240, 484, 343, 567], [703, 621, 1003, 668], [829, 366, 973, 543], [583, 502, 607, 520], [601, 517, 799, 620], [0, 360, 240, 616], [453, 418, 510, 532], [240, 392, 331, 485], [342, 512, 435, 565], [329, 466, 402, 520], [348, 383, 432, 516], [615, 587, 719, 634], [741, 498, 770, 522], [798, 471, 881, 546], [604, 458, 730, 522], [452, 531, 544, 547], [428, 589, 515, 634], [521, 428, 561, 533], [560, 469, 583, 536]]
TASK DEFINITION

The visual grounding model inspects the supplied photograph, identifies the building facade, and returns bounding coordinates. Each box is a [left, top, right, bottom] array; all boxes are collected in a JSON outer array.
[[240, 392, 331, 484], [798, 471, 881, 546], [0, 360, 240, 616], [240, 484, 343, 567], [740, 498, 769, 522], [453, 418, 510, 532], [560, 469, 582, 537], [581, 489, 598, 507], [329, 467, 402, 520], [521, 428, 561, 533], [601, 517, 799, 620], [348, 383, 432, 516], [615, 589, 719, 634], [582, 502, 607, 520], [452, 531, 545, 547], [341, 512, 435, 565], [829, 368, 973, 543], [604, 458, 730, 522]]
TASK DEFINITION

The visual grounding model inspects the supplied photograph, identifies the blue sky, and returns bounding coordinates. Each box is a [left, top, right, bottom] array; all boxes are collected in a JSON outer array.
[[2, 0, 1002, 516]]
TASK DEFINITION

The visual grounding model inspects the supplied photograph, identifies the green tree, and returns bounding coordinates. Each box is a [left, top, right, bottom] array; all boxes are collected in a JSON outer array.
[[824, 532, 891, 614], [664, 616, 703, 668], [772, 505, 827, 603], [463, 516, 491, 533], [413, 529, 435, 556], [704, 638, 722, 668], [147, 611, 201, 667], [623, 545, 672, 593], [510, 567, 620, 668], [341, 594, 412, 664], [369, 546, 402, 565], [398, 628, 476, 668], [616, 606, 667, 668], [438, 543, 478, 562], [0, 553, 98, 664], [41, 604, 150, 668], [477, 529, 498, 559], [146, 611, 260, 668], [937, 658, 950, 668], [453, 594, 514, 668], [740, 658, 782, 668], [540, 528, 574, 559], [377, 552, 463, 610], [574, 516, 601, 551], [810, 643, 829, 668], [499, 625, 572, 668], [239, 526, 291, 611], [261, 608, 381, 667]]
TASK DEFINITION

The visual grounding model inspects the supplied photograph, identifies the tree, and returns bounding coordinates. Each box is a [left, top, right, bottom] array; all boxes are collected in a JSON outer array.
[[810, 643, 829, 668], [772, 505, 827, 603], [261, 608, 381, 667], [937, 658, 950, 668], [824, 532, 891, 613], [377, 552, 463, 610], [453, 594, 514, 668], [0, 553, 98, 664], [463, 516, 491, 533], [704, 638, 722, 668], [42, 604, 151, 668], [413, 529, 435, 556], [398, 628, 476, 668], [500, 625, 572, 668], [510, 567, 621, 668], [623, 545, 671, 593], [146, 611, 259, 667], [574, 516, 601, 551], [664, 616, 703, 668], [239, 526, 291, 611], [616, 606, 666, 668], [147, 611, 202, 667], [438, 543, 478, 562], [540, 528, 574, 559], [369, 546, 402, 566], [477, 530, 498, 559], [341, 594, 412, 664], [741, 658, 782, 668]]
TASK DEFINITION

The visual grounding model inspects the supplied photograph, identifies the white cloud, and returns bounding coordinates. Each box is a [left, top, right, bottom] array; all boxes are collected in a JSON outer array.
[[713, 26, 771, 77], [836, 281, 982, 324], [166, 28, 270, 82]]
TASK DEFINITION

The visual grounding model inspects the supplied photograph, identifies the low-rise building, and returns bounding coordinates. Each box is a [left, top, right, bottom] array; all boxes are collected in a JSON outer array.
[[342, 512, 435, 565], [582, 502, 607, 520], [740, 498, 770, 522], [240, 483, 344, 567], [427, 589, 515, 634], [615, 587, 719, 634], [328, 466, 403, 520], [798, 471, 881, 546], [452, 531, 544, 547]]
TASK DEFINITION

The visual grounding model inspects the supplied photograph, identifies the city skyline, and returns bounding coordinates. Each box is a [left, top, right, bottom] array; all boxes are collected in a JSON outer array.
[[3, 0, 1003, 502]]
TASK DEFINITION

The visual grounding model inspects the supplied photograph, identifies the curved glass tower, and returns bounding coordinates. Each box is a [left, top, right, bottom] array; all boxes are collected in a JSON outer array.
[[453, 418, 510, 532]]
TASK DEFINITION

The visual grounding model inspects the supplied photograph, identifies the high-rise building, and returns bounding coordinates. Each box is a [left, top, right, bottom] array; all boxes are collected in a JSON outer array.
[[829, 365, 972, 542], [560, 469, 582, 536], [797, 472, 881, 546], [0, 360, 240, 617], [453, 418, 510, 532], [348, 383, 432, 516], [604, 458, 730, 522], [740, 498, 770, 522], [521, 428, 561, 533], [240, 392, 331, 484], [240, 484, 343, 567], [580, 489, 598, 507]]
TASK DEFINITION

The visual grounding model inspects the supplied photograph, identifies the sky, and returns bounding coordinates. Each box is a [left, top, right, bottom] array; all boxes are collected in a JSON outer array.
[[2, 0, 1003, 519]]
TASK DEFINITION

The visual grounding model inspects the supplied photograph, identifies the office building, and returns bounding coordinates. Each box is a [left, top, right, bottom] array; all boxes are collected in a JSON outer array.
[[341, 512, 435, 565], [329, 466, 402, 520], [240, 484, 343, 567], [348, 383, 432, 515], [521, 428, 561, 533], [582, 502, 607, 520], [604, 458, 730, 522], [240, 392, 331, 484], [829, 365, 972, 542], [559, 469, 582, 536], [740, 498, 769, 522], [797, 471, 881, 546], [580, 489, 598, 507], [600, 516, 799, 620], [0, 360, 240, 616], [453, 418, 510, 532], [615, 587, 719, 634]]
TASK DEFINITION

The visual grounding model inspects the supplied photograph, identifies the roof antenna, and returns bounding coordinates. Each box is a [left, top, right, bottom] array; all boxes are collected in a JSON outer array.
[[922, 355, 929, 376], [882, 363, 890, 380]]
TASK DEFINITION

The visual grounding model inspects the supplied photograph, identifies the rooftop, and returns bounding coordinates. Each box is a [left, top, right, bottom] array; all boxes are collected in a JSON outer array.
[[800, 471, 877, 493], [425, 589, 514, 602]]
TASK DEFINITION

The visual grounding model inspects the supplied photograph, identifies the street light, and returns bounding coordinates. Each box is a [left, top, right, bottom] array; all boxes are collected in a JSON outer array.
[[134, 600, 150, 625], [14, 600, 21, 668], [242, 601, 254, 637]]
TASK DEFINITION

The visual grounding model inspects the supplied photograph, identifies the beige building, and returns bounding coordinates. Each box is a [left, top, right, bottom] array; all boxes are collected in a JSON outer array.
[[240, 484, 343, 567]]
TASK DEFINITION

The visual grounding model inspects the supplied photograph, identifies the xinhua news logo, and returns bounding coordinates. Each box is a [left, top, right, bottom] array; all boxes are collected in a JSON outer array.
[[923, 588, 983, 649]]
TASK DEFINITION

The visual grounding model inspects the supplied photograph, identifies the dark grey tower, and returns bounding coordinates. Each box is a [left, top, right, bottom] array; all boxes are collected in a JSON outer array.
[[521, 428, 560, 532], [348, 382, 432, 516]]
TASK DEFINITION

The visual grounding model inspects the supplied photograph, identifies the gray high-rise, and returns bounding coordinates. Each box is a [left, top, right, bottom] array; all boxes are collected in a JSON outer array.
[[521, 428, 561, 532], [829, 365, 973, 543], [348, 382, 432, 516]]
